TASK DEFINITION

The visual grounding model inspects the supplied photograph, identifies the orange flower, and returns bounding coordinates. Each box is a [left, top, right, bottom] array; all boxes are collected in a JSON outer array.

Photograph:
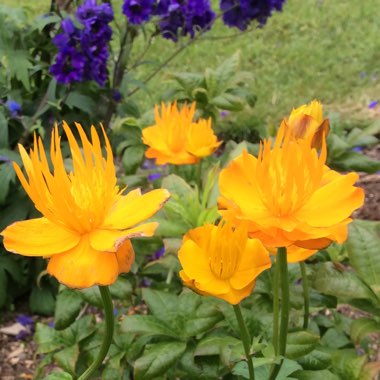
[[282, 100, 330, 148], [1, 123, 170, 288], [178, 222, 271, 304], [218, 125, 364, 256], [142, 102, 221, 165]]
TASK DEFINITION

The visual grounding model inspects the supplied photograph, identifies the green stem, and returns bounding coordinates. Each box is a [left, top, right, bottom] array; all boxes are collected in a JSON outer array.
[[270, 247, 289, 380], [233, 304, 255, 380], [272, 255, 280, 355], [77, 286, 114, 380], [300, 262, 310, 330], [196, 160, 203, 191]]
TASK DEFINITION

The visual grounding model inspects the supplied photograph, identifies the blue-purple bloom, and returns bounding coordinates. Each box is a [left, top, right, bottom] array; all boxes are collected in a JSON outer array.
[[156, 0, 215, 41], [220, 0, 286, 30], [368, 100, 378, 109], [16, 314, 34, 327], [123, 0, 156, 24], [352, 146, 363, 153], [50, 1, 113, 86], [6, 100, 22, 117], [152, 246, 165, 259], [148, 172, 161, 181]]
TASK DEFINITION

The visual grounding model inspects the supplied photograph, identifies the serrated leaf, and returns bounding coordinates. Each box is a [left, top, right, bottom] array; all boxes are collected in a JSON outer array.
[[110, 277, 132, 299], [195, 335, 241, 356], [211, 93, 245, 111], [6, 50, 32, 90], [346, 221, 380, 299], [54, 344, 79, 374], [65, 92, 96, 114], [134, 341, 186, 380], [0, 163, 15, 204], [332, 151, 380, 173], [170, 72, 204, 96], [120, 315, 178, 338], [297, 348, 332, 370], [320, 327, 351, 349], [214, 51, 240, 94], [61, 315, 96, 345], [79, 286, 103, 307], [331, 349, 367, 380], [313, 262, 377, 302], [35, 323, 64, 353], [121, 144, 145, 174], [142, 287, 178, 323], [350, 318, 380, 343], [54, 289, 83, 330], [286, 331, 320, 359]]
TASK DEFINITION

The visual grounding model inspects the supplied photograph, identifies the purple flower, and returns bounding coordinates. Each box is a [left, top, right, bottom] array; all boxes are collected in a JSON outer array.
[[152, 246, 165, 260], [16, 315, 34, 327], [16, 330, 30, 340], [112, 90, 122, 102], [123, 0, 156, 24], [368, 100, 378, 109], [156, 0, 215, 41], [352, 146, 363, 153], [50, 1, 113, 86], [220, 110, 229, 118], [140, 277, 152, 287], [220, 0, 286, 30], [148, 172, 161, 181], [6, 100, 21, 117]]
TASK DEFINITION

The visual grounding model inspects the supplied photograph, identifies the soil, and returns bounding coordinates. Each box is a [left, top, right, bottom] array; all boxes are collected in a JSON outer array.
[[0, 148, 379, 380]]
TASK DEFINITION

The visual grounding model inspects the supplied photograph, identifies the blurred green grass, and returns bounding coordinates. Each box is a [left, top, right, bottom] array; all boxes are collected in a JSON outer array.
[[3, 0, 380, 124]]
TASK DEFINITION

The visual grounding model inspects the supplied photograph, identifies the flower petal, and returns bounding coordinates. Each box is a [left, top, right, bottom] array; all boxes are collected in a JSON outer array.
[[1, 218, 80, 257], [89, 222, 158, 252], [230, 239, 271, 289], [103, 189, 170, 229], [47, 236, 119, 288], [115, 239, 135, 274], [298, 173, 364, 227]]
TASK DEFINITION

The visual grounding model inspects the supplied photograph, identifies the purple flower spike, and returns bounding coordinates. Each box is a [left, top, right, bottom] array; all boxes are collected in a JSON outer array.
[[123, 0, 156, 25], [368, 100, 378, 109], [16, 315, 34, 327]]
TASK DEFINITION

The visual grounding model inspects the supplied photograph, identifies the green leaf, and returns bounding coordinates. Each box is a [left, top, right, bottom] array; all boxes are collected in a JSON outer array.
[[332, 151, 380, 173], [61, 315, 96, 345], [43, 371, 73, 380], [35, 323, 64, 354], [286, 331, 320, 359], [134, 341, 187, 380], [320, 328, 351, 349], [29, 286, 56, 316], [210, 93, 245, 111], [161, 174, 193, 198], [33, 14, 61, 32], [120, 315, 178, 338], [0, 267, 8, 307], [170, 72, 204, 96], [65, 92, 96, 114], [194, 335, 241, 356], [0, 163, 16, 204], [142, 288, 178, 323], [297, 348, 332, 370], [54, 289, 83, 330], [54, 344, 79, 375], [6, 50, 32, 90], [346, 221, 380, 299], [121, 145, 145, 174], [110, 277, 132, 299], [331, 349, 367, 380], [79, 286, 103, 307], [213, 51, 241, 94], [0, 112, 8, 148], [293, 369, 339, 380], [350, 318, 380, 343], [313, 262, 377, 302]]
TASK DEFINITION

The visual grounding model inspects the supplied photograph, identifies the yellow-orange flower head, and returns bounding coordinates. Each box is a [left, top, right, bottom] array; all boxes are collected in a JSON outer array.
[[218, 125, 364, 258], [142, 102, 222, 165], [178, 222, 271, 304], [283, 100, 330, 149], [1, 122, 170, 288]]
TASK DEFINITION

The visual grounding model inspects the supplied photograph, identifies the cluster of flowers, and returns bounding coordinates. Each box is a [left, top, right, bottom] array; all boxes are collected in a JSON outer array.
[[50, 0, 113, 85], [123, 0, 216, 41], [123, 0, 286, 36], [143, 100, 363, 303]]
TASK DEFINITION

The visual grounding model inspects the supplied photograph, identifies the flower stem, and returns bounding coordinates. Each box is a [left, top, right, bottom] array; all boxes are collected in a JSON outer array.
[[233, 304, 255, 380], [300, 262, 310, 329], [196, 160, 203, 191], [272, 255, 280, 355], [77, 286, 114, 380], [270, 247, 289, 380]]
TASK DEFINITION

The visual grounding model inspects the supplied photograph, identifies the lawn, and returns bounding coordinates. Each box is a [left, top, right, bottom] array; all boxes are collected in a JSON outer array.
[[3, 0, 380, 124]]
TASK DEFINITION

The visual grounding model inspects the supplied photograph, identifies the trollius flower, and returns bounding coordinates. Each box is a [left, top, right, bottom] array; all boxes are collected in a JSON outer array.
[[178, 222, 271, 304], [283, 99, 330, 149], [142, 102, 221, 165], [218, 125, 364, 254], [1, 122, 170, 288]]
